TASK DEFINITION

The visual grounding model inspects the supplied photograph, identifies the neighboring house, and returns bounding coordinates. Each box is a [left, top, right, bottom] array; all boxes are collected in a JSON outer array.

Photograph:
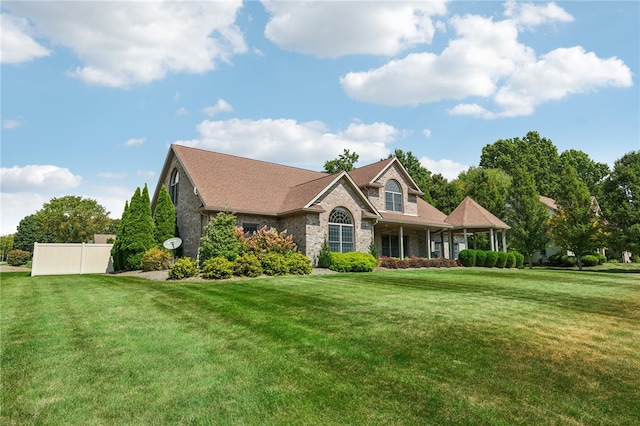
[[533, 195, 606, 264], [152, 145, 506, 263]]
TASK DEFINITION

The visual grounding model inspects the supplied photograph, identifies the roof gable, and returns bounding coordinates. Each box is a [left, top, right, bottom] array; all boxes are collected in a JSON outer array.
[[445, 196, 510, 230], [349, 157, 423, 195]]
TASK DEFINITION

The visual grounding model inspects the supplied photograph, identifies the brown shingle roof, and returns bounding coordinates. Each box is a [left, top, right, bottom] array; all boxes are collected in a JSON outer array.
[[348, 158, 395, 187], [172, 144, 327, 214], [445, 196, 510, 230], [379, 198, 452, 228]]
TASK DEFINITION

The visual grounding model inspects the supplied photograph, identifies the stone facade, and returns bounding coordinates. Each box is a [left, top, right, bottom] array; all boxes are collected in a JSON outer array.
[[368, 163, 418, 216]]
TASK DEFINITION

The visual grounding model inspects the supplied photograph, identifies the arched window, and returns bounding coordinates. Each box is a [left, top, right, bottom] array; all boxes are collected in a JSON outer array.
[[385, 179, 403, 212], [328, 207, 354, 253], [170, 169, 179, 205]]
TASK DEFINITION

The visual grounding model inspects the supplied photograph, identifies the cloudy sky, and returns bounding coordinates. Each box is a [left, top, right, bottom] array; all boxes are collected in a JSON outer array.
[[1, 1, 638, 235]]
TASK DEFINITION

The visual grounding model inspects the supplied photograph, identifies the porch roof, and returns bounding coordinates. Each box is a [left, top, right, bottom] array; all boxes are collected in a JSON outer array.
[[444, 196, 510, 230]]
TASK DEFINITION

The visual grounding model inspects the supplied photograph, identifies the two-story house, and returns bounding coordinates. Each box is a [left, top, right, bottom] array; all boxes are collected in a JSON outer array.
[[152, 145, 504, 263]]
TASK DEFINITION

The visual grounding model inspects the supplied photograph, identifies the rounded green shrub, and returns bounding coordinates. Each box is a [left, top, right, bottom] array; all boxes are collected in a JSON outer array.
[[233, 253, 263, 277], [505, 252, 516, 268], [202, 257, 234, 280], [141, 247, 172, 271], [261, 253, 289, 276], [168, 257, 198, 280], [7, 249, 31, 266], [329, 252, 377, 272], [475, 250, 488, 267], [581, 255, 599, 267], [495, 252, 508, 268], [287, 253, 312, 275], [561, 255, 576, 267], [548, 254, 563, 266], [458, 249, 476, 267], [484, 251, 499, 268], [596, 253, 607, 264], [514, 252, 525, 269]]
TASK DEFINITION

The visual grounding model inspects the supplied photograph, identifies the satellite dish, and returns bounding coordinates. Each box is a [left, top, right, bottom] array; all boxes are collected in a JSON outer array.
[[163, 237, 183, 250]]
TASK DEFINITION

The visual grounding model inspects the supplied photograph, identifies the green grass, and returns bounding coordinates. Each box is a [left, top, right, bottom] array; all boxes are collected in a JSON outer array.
[[2, 268, 639, 425]]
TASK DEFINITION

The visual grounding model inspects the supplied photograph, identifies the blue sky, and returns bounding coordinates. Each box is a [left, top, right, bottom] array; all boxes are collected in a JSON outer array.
[[1, 1, 638, 235]]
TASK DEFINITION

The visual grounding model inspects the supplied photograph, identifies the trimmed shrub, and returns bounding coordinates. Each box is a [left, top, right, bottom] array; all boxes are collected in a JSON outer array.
[[581, 255, 599, 267], [561, 255, 577, 267], [505, 252, 516, 268], [7, 249, 31, 266], [261, 253, 289, 276], [495, 252, 508, 268], [329, 252, 377, 272], [458, 249, 476, 267], [199, 212, 242, 265], [246, 227, 297, 257], [233, 253, 263, 277], [548, 254, 563, 266], [202, 257, 234, 280], [287, 253, 312, 275], [475, 250, 488, 267], [368, 239, 379, 258], [596, 253, 607, 264], [484, 251, 499, 268], [168, 257, 198, 280], [140, 247, 172, 271], [514, 252, 525, 269], [317, 238, 332, 268]]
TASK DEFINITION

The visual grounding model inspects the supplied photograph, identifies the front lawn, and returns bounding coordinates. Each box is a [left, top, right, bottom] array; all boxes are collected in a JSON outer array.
[[2, 268, 639, 425]]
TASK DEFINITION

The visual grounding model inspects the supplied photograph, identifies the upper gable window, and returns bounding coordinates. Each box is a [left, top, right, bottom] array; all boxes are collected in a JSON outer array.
[[385, 179, 403, 212], [170, 169, 179, 205]]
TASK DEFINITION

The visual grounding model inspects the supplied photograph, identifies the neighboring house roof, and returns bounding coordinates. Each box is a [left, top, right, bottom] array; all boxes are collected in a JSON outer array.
[[445, 196, 510, 230], [539, 195, 558, 211]]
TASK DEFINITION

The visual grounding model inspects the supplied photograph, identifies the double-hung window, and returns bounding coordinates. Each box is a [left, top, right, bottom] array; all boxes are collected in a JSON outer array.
[[328, 208, 354, 253], [385, 180, 403, 212]]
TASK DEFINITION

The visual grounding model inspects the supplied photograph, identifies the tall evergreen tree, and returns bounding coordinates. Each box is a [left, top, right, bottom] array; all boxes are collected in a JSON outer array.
[[505, 166, 549, 268], [111, 200, 129, 271], [112, 185, 156, 270], [154, 185, 177, 246], [548, 165, 606, 270]]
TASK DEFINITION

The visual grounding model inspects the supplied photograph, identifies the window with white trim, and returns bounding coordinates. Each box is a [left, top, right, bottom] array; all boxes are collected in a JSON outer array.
[[328, 207, 354, 253], [385, 179, 403, 212]]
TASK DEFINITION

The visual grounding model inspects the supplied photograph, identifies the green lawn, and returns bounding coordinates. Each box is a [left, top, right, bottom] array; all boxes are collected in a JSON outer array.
[[2, 268, 639, 425]]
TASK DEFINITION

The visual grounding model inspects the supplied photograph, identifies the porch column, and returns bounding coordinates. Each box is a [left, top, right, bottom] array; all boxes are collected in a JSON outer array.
[[440, 231, 444, 258], [399, 226, 404, 260], [463, 228, 468, 251], [427, 229, 431, 260], [502, 231, 507, 252], [448, 230, 453, 259], [473, 233, 477, 250], [490, 228, 495, 251]]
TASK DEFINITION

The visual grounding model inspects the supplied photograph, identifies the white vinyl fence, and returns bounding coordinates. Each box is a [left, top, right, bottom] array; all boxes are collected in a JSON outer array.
[[31, 243, 114, 276]]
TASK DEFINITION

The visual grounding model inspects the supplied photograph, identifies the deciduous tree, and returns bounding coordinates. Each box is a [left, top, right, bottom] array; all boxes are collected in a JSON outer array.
[[599, 151, 640, 257], [505, 166, 549, 268], [457, 167, 511, 219], [548, 165, 606, 270], [324, 149, 359, 173], [37, 195, 111, 243]]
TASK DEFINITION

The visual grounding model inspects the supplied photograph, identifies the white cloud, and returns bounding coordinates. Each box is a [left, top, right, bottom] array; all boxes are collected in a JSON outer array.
[[0, 192, 47, 235], [420, 157, 468, 181], [4, 1, 246, 87], [2, 118, 23, 129], [341, 3, 632, 118], [174, 118, 396, 169], [0, 13, 51, 64], [98, 172, 127, 179], [503, 0, 573, 29], [137, 171, 156, 180], [263, 1, 448, 58], [1, 165, 82, 193], [423, 129, 432, 139], [203, 99, 234, 117], [177, 107, 188, 116], [123, 137, 145, 147]]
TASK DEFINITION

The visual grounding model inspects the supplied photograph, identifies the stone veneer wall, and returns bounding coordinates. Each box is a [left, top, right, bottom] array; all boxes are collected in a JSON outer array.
[[311, 179, 375, 263], [368, 163, 418, 216], [160, 156, 204, 259]]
